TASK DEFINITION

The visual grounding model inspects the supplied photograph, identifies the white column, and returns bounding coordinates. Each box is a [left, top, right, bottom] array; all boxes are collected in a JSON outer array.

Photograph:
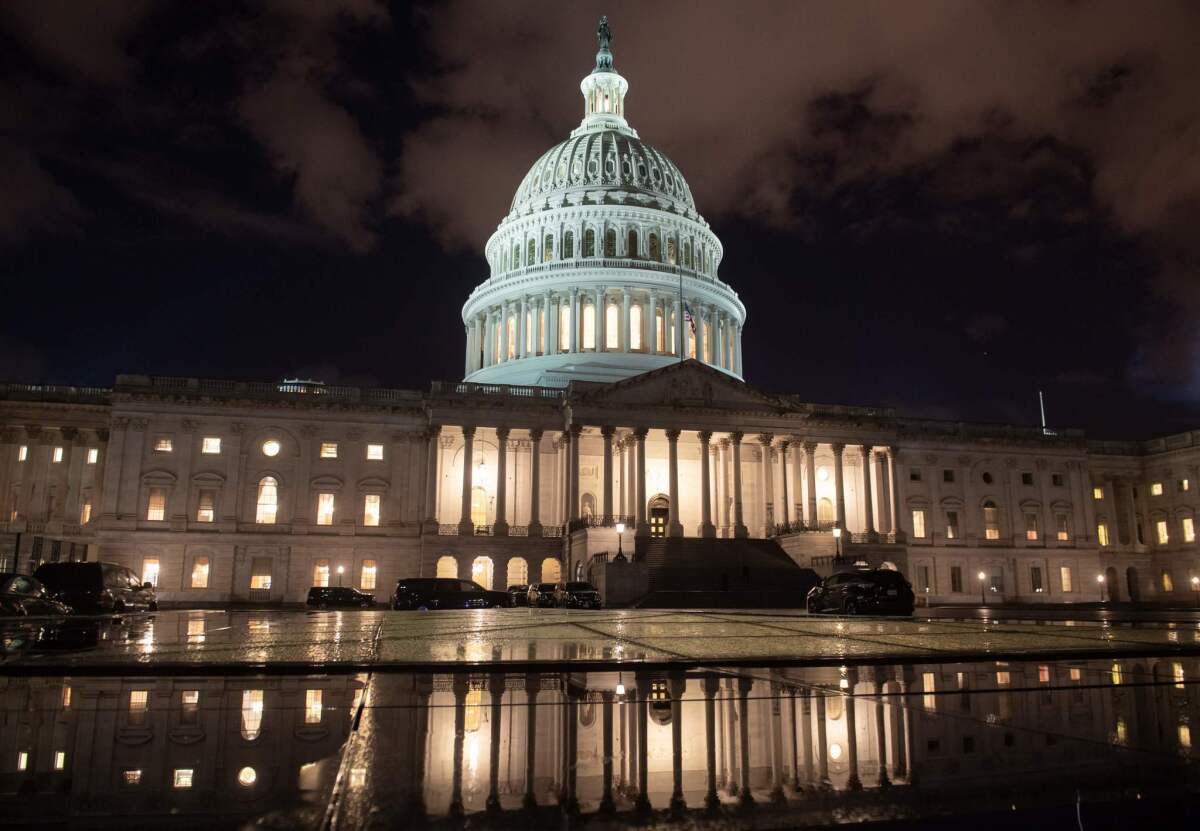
[[759, 435, 775, 536], [494, 427, 509, 536], [699, 431, 715, 538], [529, 429, 543, 536], [570, 288, 580, 353], [832, 442, 847, 532], [860, 445, 876, 539], [696, 306, 706, 364], [540, 292, 550, 355], [569, 424, 581, 522], [597, 286, 608, 351], [674, 294, 684, 357], [518, 297, 528, 359], [601, 426, 614, 523], [734, 324, 743, 375], [667, 429, 682, 537], [458, 427, 476, 535], [804, 441, 818, 527], [731, 432, 748, 538], [876, 450, 892, 535], [463, 325, 471, 376], [888, 447, 903, 542], [635, 428, 648, 535], [779, 440, 791, 528], [717, 440, 729, 536], [644, 295, 655, 354], [622, 287, 632, 352]]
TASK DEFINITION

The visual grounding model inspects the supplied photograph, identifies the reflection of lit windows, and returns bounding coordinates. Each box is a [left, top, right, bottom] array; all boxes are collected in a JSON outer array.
[[1173, 662, 1186, 689], [1180, 723, 1193, 749], [173, 769, 194, 788], [1113, 717, 1127, 746], [123, 769, 142, 785], [360, 561, 377, 591], [1038, 665, 1051, 683], [317, 493, 335, 526], [237, 766, 257, 787], [299, 762, 320, 790], [922, 672, 937, 710], [996, 671, 1011, 686], [1111, 663, 1123, 685], [62, 686, 71, 708], [1163, 570, 1175, 593], [187, 619, 205, 642], [241, 689, 264, 740], [363, 494, 380, 527], [305, 689, 323, 724], [349, 768, 366, 789], [464, 685, 484, 732]]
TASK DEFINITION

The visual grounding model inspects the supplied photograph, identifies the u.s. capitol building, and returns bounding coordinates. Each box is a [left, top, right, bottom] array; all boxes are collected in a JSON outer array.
[[2, 21, 1197, 608]]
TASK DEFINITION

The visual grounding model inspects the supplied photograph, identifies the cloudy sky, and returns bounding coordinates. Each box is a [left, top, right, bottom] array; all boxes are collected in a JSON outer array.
[[1, 0, 1198, 438]]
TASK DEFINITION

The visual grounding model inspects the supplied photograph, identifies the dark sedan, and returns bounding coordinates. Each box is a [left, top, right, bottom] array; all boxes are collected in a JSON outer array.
[[392, 578, 509, 610], [507, 584, 530, 607], [527, 582, 559, 608], [806, 569, 915, 616], [554, 581, 603, 609], [0, 574, 72, 617], [307, 587, 377, 609]]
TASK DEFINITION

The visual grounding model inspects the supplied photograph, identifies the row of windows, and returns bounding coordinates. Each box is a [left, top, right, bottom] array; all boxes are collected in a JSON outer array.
[[911, 467, 1068, 488], [145, 481, 383, 528], [151, 436, 386, 461], [910, 505, 1071, 541], [1093, 479, 1192, 500], [494, 226, 714, 276], [13, 445, 99, 464], [1097, 516, 1196, 547], [914, 563, 1080, 595]]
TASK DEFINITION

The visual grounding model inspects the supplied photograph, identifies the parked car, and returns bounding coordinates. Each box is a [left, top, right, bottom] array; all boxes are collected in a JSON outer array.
[[392, 578, 509, 611], [307, 586, 377, 609], [507, 584, 530, 607], [527, 582, 559, 608], [806, 568, 915, 616], [0, 574, 72, 617], [33, 562, 158, 614], [554, 581, 603, 609]]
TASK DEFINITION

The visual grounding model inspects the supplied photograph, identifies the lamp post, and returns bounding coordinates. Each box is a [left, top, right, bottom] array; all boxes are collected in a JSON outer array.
[[1191, 575, 1198, 608], [832, 526, 843, 563], [978, 571, 986, 606], [337, 565, 345, 587], [615, 521, 625, 560], [1097, 573, 1105, 603]]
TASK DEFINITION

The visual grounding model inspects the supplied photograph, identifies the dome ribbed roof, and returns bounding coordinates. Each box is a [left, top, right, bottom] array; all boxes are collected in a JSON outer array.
[[509, 130, 695, 216]]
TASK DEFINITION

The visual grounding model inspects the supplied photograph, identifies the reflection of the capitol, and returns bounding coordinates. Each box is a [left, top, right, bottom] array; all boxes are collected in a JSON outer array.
[[2, 657, 1197, 827]]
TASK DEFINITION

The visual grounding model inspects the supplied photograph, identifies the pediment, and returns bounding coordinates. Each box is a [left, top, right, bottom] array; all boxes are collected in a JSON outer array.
[[573, 360, 789, 412]]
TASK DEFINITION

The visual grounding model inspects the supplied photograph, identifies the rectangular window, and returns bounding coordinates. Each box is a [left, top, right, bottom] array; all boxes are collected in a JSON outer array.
[[313, 561, 330, 588], [86, 448, 98, 464], [996, 671, 1011, 686], [1021, 472, 1034, 486], [911, 509, 926, 539], [1024, 513, 1039, 541], [1038, 665, 1051, 684], [80, 501, 92, 525], [1092, 486, 1104, 500], [201, 437, 221, 454], [945, 511, 959, 540], [51, 446, 63, 463], [1056, 513, 1070, 541], [53, 751, 65, 770], [196, 489, 215, 522], [943, 469, 955, 483], [366, 443, 384, 460], [154, 437, 173, 452], [1180, 724, 1193, 750], [1151, 482, 1164, 496], [909, 468, 922, 482], [917, 565, 931, 593], [1098, 522, 1110, 546], [129, 690, 149, 725], [1031, 566, 1043, 592], [146, 488, 167, 521], [950, 566, 963, 593], [630, 303, 643, 350], [361, 560, 377, 590], [173, 769, 194, 789], [181, 690, 199, 724], [363, 494, 380, 526], [1156, 519, 1169, 545], [317, 493, 335, 526], [305, 689, 323, 724], [1184, 517, 1196, 543], [62, 686, 71, 708], [1060, 566, 1074, 593], [142, 559, 159, 588], [320, 442, 338, 459], [190, 557, 210, 589], [123, 769, 142, 785], [1173, 662, 1185, 689], [655, 308, 664, 352], [1162, 570, 1175, 592], [250, 573, 271, 590], [1181, 479, 1191, 492], [17, 445, 27, 462], [922, 672, 937, 710], [1051, 473, 1064, 487], [17, 751, 28, 771]]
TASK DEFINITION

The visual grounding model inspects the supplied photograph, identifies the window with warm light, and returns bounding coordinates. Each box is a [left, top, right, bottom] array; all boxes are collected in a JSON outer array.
[[142, 559, 159, 587], [582, 303, 595, 349], [922, 672, 937, 710], [173, 769, 194, 788], [1024, 513, 1039, 541], [1151, 482, 1164, 496], [629, 303, 643, 350], [305, 689, 323, 724], [129, 690, 149, 725], [146, 488, 167, 522], [1111, 663, 1123, 685], [1092, 486, 1104, 500], [320, 442, 338, 459], [1162, 570, 1175, 592], [945, 510, 959, 540], [655, 307, 665, 352], [361, 560, 377, 590], [241, 689, 264, 740], [982, 501, 1000, 539], [153, 437, 173, 453], [238, 766, 257, 787], [363, 494, 380, 526], [16, 751, 28, 771], [559, 304, 570, 351], [86, 448, 98, 464], [62, 686, 71, 708], [196, 489, 215, 522], [261, 439, 280, 457], [201, 437, 221, 454], [317, 493, 335, 525], [605, 301, 619, 348], [80, 501, 92, 524], [255, 477, 278, 524], [1098, 522, 1110, 546], [123, 769, 142, 786], [51, 446, 64, 463], [1181, 478, 1191, 492], [366, 443, 383, 461], [1038, 665, 1051, 683], [910, 509, 927, 538], [1184, 517, 1196, 543], [313, 560, 330, 587], [17, 445, 27, 462], [190, 556, 210, 589], [996, 671, 1011, 686], [1055, 513, 1070, 541], [1157, 519, 1169, 545], [181, 689, 199, 723], [506, 315, 516, 359], [250, 573, 271, 590], [1060, 566, 1074, 592]]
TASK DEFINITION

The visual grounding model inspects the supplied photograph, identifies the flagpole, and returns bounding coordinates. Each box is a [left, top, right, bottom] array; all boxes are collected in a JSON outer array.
[[678, 267, 683, 363]]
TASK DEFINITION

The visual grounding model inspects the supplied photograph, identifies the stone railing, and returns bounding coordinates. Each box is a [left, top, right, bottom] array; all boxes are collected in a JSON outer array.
[[0, 383, 111, 403], [435, 523, 564, 539], [484, 257, 723, 288], [429, 381, 565, 400], [114, 375, 423, 406]]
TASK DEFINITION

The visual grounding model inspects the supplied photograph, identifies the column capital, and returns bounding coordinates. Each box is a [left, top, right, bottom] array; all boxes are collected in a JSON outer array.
[[859, 444, 872, 459], [802, 439, 818, 454], [461, 425, 476, 439], [524, 673, 541, 696], [600, 425, 616, 438], [697, 430, 713, 444], [665, 428, 681, 441], [729, 431, 744, 443], [569, 423, 584, 437], [701, 674, 720, 696], [495, 426, 510, 441], [757, 433, 774, 446], [529, 427, 544, 442], [886, 444, 900, 458], [633, 427, 649, 439], [830, 441, 846, 453]]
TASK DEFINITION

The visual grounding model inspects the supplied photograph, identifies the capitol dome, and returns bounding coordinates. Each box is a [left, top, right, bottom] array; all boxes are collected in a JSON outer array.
[[461, 17, 746, 388]]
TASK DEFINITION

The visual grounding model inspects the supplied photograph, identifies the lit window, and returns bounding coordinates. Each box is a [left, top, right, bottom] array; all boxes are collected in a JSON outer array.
[[1157, 520, 1169, 545], [62, 686, 71, 708], [241, 689, 264, 740], [1184, 517, 1196, 543], [196, 489, 215, 523], [1038, 665, 1050, 683], [1098, 522, 1110, 546], [1111, 663, 1123, 685], [80, 501, 92, 525], [190, 556, 210, 589], [605, 301, 619, 348], [17, 751, 28, 771], [911, 509, 927, 539], [154, 437, 173, 453], [129, 690, 149, 725], [1151, 482, 1164, 496], [86, 448, 98, 464], [142, 559, 159, 588], [237, 766, 257, 787], [945, 510, 959, 540], [982, 501, 1000, 540], [1055, 514, 1070, 541], [559, 304, 570, 351], [630, 304, 643, 349], [996, 671, 1011, 686], [186, 620, 205, 641], [582, 303, 596, 350], [363, 494, 380, 527], [317, 493, 335, 526], [1060, 566, 1074, 593], [201, 437, 221, 454], [54, 751, 66, 770], [1180, 723, 1193, 749], [1181, 479, 1191, 492], [366, 444, 383, 460], [17, 445, 27, 462], [1092, 486, 1104, 500], [123, 769, 142, 785], [173, 769, 194, 788], [1069, 667, 1082, 682], [250, 571, 271, 591], [261, 439, 280, 457], [51, 446, 64, 463], [305, 689, 323, 724], [1162, 570, 1175, 592], [1173, 662, 1186, 689], [361, 560, 377, 590], [255, 477, 278, 524], [320, 442, 338, 459], [313, 560, 330, 587], [1024, 513, 1039, 541], [922, 672, 937, 710]]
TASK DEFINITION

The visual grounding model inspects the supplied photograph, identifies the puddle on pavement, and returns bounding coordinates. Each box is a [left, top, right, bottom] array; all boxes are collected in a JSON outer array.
[[2, 655, 1199, 828]]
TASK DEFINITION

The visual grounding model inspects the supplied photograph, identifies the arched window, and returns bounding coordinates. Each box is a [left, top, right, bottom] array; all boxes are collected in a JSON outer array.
[[313, 559, 330, 587], [688, 324, 696, 359], [543, 234, 554, 262], [581, 492, 596, 519], [436, 555, 458, 579], [470, 485, 488, 527], [559, 303, 571, 351], [190, 556, 210, 589], [525, 308, 533, 354], [512, 243, 520, 269], [703, 321, 712, 362], [471, 556, 494, 590], [240, 689, 264, 740], [563, 231, 574, 258], [630, 303, 643, 350], [526, 239, 535, 266], [506, 315, 516, 360], [604, 229, 616, 257], [655, 306, 665, 352], [605, 302, 619, 349], [255, 477, 278, 524], [649, 233, 661, 262], [818, 498, 835, 523], [627, 228, 639, 258], [683, 241, 692, 268], [541, 557, 562, 583], [582, 303, 596, 349], [583, 229, 595, 257], [666, 238, 677, 265], [506, 557, 528, 587], [983, 501, 1001, 539]]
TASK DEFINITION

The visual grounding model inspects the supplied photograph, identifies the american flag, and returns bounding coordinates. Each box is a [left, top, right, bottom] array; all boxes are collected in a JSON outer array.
[[683, 303, 696, 335]]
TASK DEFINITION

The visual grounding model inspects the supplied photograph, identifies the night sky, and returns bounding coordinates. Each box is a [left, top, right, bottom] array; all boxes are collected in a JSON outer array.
[[2, 1, 1198, 440]]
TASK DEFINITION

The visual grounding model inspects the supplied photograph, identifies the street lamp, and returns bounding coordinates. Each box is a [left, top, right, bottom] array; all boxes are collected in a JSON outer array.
[[978, 571, 987, 605], [1097, 573, 1105, 603], [615, 521, 625, 560], [832, 526, 843, 562], [337, 565, 345, 587]]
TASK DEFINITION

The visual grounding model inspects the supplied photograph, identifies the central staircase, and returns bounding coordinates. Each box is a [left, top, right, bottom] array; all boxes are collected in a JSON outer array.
[[632, 537, 818, 609]]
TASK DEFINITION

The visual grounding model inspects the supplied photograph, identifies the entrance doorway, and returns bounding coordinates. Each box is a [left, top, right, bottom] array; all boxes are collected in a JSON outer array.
[[1105, 566, 1119, 601], [648, 495, 669, 538], [1126, 566, 1140, 602]]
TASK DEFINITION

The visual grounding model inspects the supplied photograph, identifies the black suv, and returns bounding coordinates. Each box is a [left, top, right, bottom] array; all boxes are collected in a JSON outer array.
[[507, 584, 529, 607], [554, 581, 602, 609], [526, 582, 559, 608], [806, 568, 915, 616], [392, 578, 509, 611], [34, 562, 158, 614], [307, 586, 377, 609]]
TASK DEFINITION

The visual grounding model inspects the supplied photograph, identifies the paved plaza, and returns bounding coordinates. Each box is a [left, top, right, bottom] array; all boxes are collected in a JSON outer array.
[[3, 608, 1200, 673]]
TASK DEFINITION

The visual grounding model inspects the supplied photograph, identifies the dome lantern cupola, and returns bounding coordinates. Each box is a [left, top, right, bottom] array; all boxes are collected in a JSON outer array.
[[576, 16, 634, 138]]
